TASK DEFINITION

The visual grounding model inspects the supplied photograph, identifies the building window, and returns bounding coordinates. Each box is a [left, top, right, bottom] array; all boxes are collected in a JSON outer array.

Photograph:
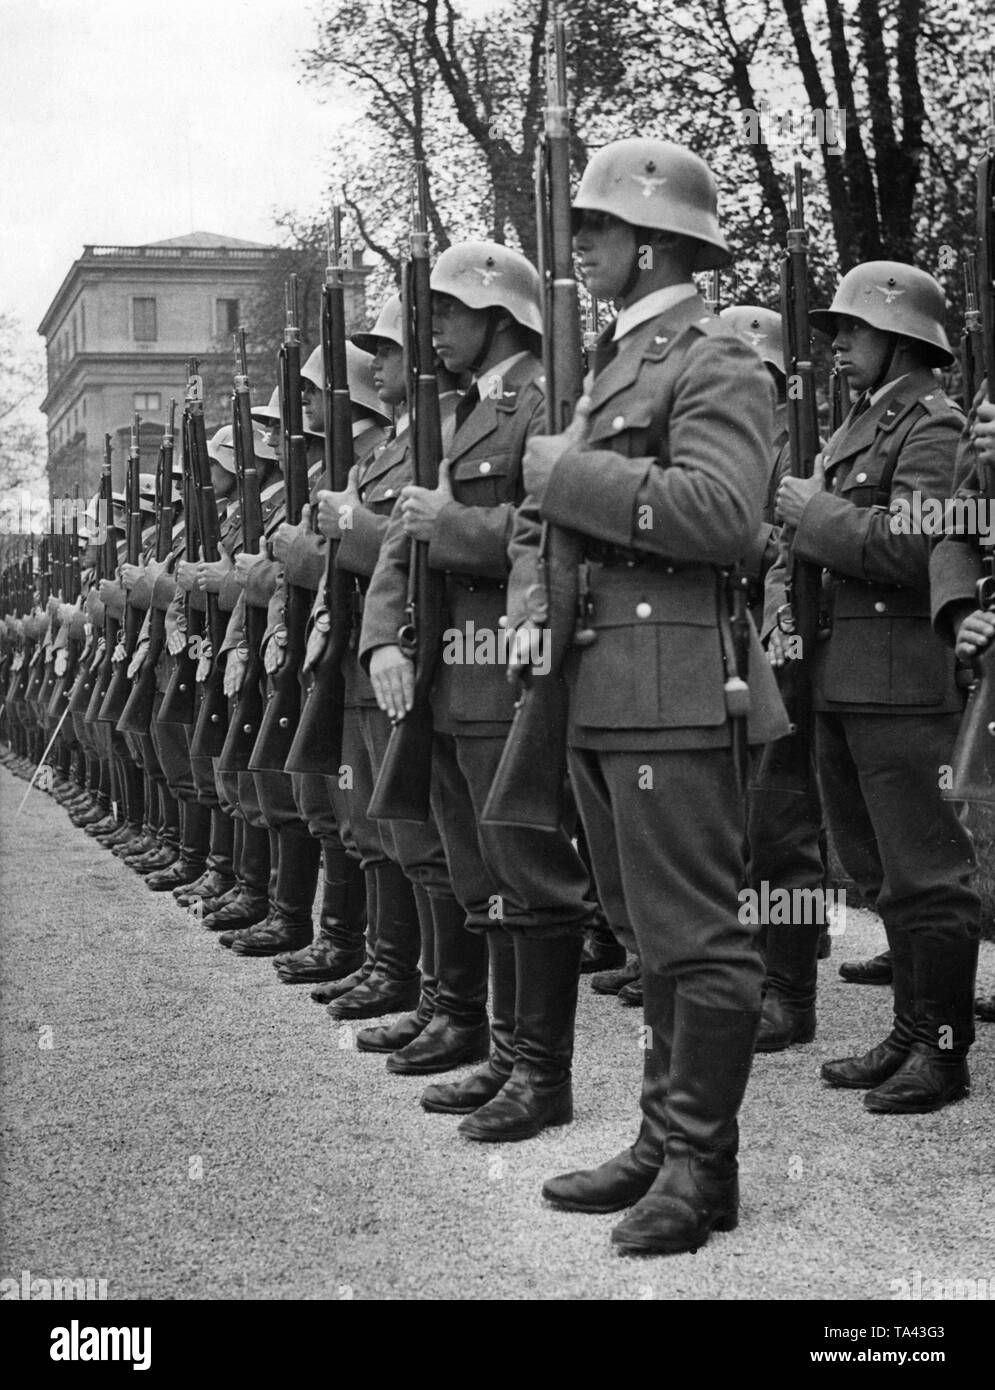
[[80, 299, 86, 347], [134, 392, 161, 412], [216, 298, 240, 337], [133, 297, 157, 341]]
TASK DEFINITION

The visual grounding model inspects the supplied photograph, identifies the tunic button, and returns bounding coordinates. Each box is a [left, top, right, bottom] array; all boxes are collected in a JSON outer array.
[[611, 415, 625, 431], [498, 615, 507, 628], [384, 488, 395, 498], [874, 601, 887, 613], [636, 601, 652, 619], [855, 472, 868, 483], [479, 461, 491, 474]]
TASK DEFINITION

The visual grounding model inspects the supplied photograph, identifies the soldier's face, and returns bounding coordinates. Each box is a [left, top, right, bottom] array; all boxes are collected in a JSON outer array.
[[831, 316, 893, 394], [573, 212, 639, 301], [432, 294, 490, 374], [302, 380, 325, 433], [372, 341, 406, 407], [210, 461, 237, 500]]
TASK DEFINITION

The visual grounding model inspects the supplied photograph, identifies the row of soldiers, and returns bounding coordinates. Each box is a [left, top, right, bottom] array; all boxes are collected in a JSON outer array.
[[2, 130, 994, 1259]]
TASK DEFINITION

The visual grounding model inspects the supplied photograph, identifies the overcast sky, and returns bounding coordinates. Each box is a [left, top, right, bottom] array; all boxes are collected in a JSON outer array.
[[0, 0, 366, 345]]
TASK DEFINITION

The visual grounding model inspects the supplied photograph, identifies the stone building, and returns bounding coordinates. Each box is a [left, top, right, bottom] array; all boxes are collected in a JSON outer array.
[[37, 232, 370, 498]]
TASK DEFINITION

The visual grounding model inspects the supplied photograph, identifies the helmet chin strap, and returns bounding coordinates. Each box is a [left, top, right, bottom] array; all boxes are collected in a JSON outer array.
[[868, 335, 899, 396], [469, 308, 502, 377]]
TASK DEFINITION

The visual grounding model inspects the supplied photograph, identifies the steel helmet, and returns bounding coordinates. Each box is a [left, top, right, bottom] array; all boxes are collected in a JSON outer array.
[[138, 472, 158, 514], [353, 294, 403, 354], [251, 386, 281, 425], [301, 341, 389, 421], [207, 425, 238, 474], [719, 306, 785, 375], [431, 241, 543, 336], [572, 138, 731, 271], [810, 261, 953, 366]]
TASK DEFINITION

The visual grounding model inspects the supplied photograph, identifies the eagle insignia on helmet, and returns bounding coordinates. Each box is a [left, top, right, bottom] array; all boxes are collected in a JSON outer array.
[[875, 277, 906, 305], [630, 173, 668, 198], [745, 319, 768, 347], [472, 257, 502, 286]]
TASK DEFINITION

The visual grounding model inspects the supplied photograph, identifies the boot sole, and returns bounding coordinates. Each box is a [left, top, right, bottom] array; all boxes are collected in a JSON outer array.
[[755, 1026, 816, 1054], [386, 1042, 490, 1075], [864, 1086, 969, 1115], [326, 992, 422, 1022], [458, 1113, 573, 1143], [611, 1211, 737, 1255], [542, 1191, 649, 1214]]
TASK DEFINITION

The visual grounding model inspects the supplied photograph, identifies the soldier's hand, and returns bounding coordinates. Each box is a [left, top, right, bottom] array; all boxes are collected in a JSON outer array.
[[400, 459, 453, 542], [370, 644, 415, 722], [224, 651, 247, 698], [767, 627, 790, 667], [271, 521, 298, 562], [175, 559, 198, 592], [507, 620, 541, 681], [144, 557, 167, 585], [776, 455, 825, 527], [316, 469, 362, 538], [120, 562, 144, 590], [971, 400, 995, 466], [522, 397, 591, 503], [955, 609, 995, 663], [166, 628, 187, 657], [234, 550, 266, 586], [97, 578, 117, 602], [195, 553, 233, 593]]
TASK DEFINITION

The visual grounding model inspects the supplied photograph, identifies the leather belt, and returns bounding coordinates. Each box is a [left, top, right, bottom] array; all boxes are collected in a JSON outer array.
[[445, 572, 506, 592], [582, 541, 683, 573]]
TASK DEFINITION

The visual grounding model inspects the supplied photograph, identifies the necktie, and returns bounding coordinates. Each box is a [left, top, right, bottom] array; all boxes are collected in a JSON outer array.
[[455, 382, 480, 432], [849, 392, 872, 422]]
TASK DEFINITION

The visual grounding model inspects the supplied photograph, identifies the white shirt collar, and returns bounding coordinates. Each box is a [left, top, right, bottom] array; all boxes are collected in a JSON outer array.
[[612, 284, 698, 340], [868, 373, 911, 407], [474, 351, 529, 401]]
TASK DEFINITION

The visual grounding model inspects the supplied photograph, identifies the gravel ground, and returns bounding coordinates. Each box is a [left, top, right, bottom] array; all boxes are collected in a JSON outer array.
[[2, 764, 994, 1302]]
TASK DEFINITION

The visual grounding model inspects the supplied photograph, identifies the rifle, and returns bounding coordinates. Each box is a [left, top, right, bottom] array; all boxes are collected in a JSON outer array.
[[83, 438, 121, 726], [961, 255, 983, 411], [366, 163, 447, 821], [158, 386, 202, 724], [98, 413, 143, 721], [249, 275, 311, 771], [946, 79, 995, 803], [829, 350, 852, 435], [481, 14, 584, 830], [752, 162, 823, 798], [285, 210, 351, 775], [118, 401, 177, 734], [217, 332, 268, 774], [47, 486, 84, 726], [188, 365, 229, 757]]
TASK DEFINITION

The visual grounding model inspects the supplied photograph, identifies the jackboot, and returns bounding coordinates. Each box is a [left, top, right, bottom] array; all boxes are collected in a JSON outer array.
[[230, 827, 319, 957], [579, 918, 627, 974], [385, 893, 489, 1073], [325, 860, 421, 1018], [543, 972, 674, 1212], [357, 885, 437, 1051], [420, 929, 515, 1109], [755, 920, 820, 1052], [864, 930, 977, 1114], [146, 798, 209, 891], [839, 949, 893, 985], [275, 840, 366, 983], [99, 822, 143, 850], [591, 958, 640, 996], [822, 926, 914, 1089], [174, 810, 237, 905], [611, 995, 759, 1255], [458, 930, 584, 1142], [976, 994, 995, 1023], [132, 845, 179, 875], [203, 821, 272, 929]]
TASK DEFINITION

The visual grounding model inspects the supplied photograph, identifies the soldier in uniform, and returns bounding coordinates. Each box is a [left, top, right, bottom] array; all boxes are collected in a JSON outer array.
[[771, 261, 980, 1113], [721, 304, 831, 1053], [930, 384, 995, 1025], [313, 294, 468, 1067], [522, 139, 788, 1253], [361, 242, 595, 1140]]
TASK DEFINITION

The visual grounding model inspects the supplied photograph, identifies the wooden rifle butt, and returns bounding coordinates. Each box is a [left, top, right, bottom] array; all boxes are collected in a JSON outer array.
[[944, 650, 995, 805], [366, 702, 434, 822], [481, 677, 569, 831]]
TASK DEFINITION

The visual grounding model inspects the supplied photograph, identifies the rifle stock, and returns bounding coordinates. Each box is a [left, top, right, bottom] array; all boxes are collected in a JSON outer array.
[[249, 276, 310, 772], [482, 14, 582, 831], [84, 439, 120, 726], [118, 401, 176, 735], [753, 163, 822, 797], [98, 414, 143, 722], [946, 89, 995, 803], [188, 368, 230, 757], [366, 167, 446, 821], [158, 405, 201, 725], [286, 212, 351, 775], [218, 335, 267, 774]]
